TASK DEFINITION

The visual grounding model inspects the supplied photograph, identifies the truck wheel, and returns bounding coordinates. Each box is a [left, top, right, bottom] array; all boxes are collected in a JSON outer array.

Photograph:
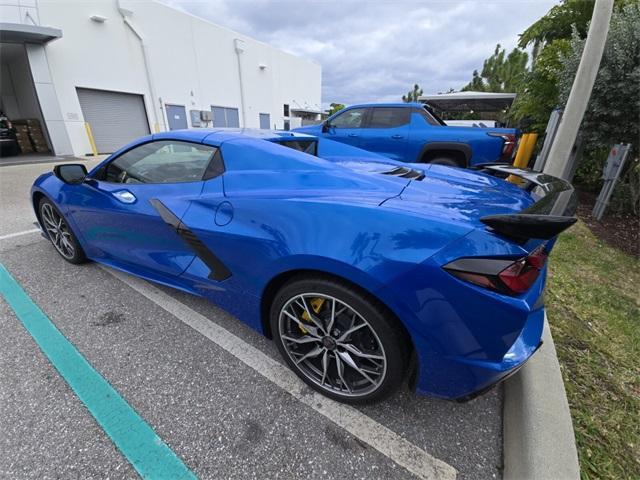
[[427, 156, 460, 167]]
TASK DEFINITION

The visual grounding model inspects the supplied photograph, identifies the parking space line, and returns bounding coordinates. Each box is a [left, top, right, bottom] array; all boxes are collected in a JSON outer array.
[[0, 229, 41, 241], [103, 265, 458, 480], [0, 264, 196, 480]]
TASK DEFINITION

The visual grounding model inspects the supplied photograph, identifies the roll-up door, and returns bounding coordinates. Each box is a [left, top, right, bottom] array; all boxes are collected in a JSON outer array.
[[77, 88, 150, 154]]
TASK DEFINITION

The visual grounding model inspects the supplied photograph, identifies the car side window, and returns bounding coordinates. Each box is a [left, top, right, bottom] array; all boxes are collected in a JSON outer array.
[[368, 108, 410, 128], [330, 108, 367, 129], [101, 140, 219, 184]]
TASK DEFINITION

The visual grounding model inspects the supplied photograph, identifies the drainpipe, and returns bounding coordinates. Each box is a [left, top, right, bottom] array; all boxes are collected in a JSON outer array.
[[117, 3, 165, 132], [234, 38, 247, 127]]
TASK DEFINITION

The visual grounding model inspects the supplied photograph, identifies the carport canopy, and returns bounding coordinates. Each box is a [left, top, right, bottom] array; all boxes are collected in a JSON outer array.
[[419, 91, 516, 112]]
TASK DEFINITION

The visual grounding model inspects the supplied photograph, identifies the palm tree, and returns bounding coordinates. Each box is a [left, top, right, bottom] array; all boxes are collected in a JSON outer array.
[[402, 84, 424, 103]]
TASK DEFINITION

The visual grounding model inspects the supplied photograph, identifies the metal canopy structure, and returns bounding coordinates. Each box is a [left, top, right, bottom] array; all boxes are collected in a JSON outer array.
[[290, 107, 323, 115], [419, 91, 516, 112]]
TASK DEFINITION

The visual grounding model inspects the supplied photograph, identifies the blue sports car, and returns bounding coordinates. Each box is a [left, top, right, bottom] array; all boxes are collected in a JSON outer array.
[[31, 129, 576, 404]]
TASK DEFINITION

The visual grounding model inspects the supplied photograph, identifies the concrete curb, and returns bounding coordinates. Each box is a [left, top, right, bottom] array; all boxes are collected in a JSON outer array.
[[503, 317, 580, 480]]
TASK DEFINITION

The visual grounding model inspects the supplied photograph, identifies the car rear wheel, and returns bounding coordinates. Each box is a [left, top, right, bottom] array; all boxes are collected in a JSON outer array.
[[270, 276, 407, 404], [39, 198, 86, 264]]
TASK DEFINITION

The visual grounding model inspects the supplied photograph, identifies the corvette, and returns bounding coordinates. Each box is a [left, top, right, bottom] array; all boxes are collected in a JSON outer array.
[[31, 129, 576, 404]]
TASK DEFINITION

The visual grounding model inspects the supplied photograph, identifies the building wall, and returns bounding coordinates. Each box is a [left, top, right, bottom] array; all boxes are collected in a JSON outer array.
[[34, 0, 321, 155], [0, 0, 39, 25]]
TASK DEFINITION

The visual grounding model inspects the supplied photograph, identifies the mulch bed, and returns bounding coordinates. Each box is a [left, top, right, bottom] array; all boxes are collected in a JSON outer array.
[[576, 189, 639, 258]]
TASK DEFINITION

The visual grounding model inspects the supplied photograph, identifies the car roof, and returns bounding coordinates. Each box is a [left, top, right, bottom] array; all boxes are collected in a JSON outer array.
[[344, 102, 424, 109], [152, 128, 316, 147]]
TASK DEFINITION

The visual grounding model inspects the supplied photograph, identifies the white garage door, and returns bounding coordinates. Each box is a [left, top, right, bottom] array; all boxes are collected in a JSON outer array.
[[77, 88, 150, 154]]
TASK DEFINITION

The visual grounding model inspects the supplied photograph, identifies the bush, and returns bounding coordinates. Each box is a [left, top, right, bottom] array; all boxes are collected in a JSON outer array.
[[559, 3, 640, 213]]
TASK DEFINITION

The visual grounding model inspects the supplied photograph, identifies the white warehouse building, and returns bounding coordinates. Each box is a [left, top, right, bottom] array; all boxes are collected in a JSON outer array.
[[0, 0, 322, 156]]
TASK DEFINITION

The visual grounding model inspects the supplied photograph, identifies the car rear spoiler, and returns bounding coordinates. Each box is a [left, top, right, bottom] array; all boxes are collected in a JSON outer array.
[[472, 164, 578, 242]]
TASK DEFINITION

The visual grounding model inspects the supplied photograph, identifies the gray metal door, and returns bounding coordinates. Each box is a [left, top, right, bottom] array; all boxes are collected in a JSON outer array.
[[259, 113, 270, 129], [77, 88, 150, 154], [166, 104, 188, 130], [211, 106, 240, 128]]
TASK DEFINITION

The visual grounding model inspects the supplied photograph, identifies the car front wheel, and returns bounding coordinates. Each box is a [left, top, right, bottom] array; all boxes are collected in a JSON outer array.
[[39, 198, 86, 264], [271, 276, 407, 404]]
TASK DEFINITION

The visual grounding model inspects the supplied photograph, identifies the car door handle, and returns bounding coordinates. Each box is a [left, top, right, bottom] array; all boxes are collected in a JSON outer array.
[[112, 190, 136, 204], [391, 134, 404, 139], [348, 133, 358, 137]]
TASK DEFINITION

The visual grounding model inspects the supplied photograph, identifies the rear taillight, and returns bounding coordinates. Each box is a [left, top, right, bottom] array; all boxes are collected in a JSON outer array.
[[488, 132, 517, 161], [444, 244, 548, 295]]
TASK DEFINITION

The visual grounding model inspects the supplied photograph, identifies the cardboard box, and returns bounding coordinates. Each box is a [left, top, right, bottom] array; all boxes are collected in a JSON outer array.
[[18, 143, 34, 153]]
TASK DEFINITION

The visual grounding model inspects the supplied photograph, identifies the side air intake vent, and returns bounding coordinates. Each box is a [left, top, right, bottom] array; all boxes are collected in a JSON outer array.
[[382, 166, 425, 181]]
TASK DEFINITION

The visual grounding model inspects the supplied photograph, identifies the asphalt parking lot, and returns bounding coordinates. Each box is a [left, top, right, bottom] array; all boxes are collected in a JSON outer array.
[[0, 158, 503, 480]]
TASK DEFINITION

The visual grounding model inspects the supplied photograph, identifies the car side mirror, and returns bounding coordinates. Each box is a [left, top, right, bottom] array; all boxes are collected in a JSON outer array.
[[53, 164, 88, 185], [322, 121, 330, 133]]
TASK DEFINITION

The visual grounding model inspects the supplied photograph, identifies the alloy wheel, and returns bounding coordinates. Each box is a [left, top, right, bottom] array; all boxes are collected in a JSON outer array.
[[278, 293, 387, 397], [40, 202, 76, 260]]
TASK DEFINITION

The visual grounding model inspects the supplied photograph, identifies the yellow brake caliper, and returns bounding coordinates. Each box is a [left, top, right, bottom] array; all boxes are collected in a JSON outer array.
[[299, 297, 325, 334]]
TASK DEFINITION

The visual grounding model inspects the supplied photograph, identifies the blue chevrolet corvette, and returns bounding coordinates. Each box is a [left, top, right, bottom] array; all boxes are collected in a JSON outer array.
[[31, 129, 576, 404]]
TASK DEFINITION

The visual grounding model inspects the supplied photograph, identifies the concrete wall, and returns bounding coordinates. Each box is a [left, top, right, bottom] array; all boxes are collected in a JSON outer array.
[[32, 0, 321, 155]]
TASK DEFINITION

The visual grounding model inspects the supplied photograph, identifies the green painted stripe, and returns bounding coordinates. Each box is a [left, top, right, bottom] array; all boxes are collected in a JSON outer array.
[[0, 264, 196, 480]]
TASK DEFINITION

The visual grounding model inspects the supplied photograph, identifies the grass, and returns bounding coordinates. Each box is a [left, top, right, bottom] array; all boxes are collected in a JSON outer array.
[[546, 220, 639, 479]]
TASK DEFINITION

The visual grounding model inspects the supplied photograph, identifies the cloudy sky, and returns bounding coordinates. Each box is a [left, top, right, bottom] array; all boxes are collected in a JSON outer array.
[[165, 0, 557, 107]]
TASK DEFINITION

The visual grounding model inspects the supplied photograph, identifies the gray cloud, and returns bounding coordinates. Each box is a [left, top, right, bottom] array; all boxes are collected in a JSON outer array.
[[165, 0, 556, 107]]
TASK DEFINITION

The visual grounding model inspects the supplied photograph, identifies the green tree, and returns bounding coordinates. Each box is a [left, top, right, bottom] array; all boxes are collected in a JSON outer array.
[[327, 103, 345, 116], [509, 39, 571, 131], [511, 0, 634, 131], [518, 0, 596, 55], [402, 84, 423, 103], [558, 4, 640, 213], [462, 44, 528, 93], [463, 70, 485, 92]]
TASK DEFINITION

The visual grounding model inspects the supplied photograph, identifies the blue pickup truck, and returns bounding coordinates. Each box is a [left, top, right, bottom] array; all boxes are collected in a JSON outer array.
[[295, 102, 518, 167]]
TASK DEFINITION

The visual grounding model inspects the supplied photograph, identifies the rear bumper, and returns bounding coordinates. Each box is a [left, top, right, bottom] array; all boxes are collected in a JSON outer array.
[[413, 306, 545, 399], [454, 339, 542, 402]]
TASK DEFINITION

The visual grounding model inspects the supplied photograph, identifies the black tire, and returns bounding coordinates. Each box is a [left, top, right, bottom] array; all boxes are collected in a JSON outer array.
[[38, 198, 87, 264], [270, 275, 407, 404]]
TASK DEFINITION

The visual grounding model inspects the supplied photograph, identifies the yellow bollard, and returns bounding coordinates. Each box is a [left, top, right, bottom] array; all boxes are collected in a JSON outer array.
[[515, 133, 538, 168], [84, 122, 98, 156], [509, 133, 538, 184]]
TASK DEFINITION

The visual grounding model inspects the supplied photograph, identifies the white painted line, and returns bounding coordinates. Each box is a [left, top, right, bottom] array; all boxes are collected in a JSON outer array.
[[103, 266, 458, 480], [0, 228, 41, 241]]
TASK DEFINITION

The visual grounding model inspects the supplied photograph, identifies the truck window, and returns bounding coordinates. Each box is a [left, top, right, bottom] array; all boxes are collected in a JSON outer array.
[[368, 107, 410, 128], [413, 107, 446, 126], [330, 108, 367, 128]]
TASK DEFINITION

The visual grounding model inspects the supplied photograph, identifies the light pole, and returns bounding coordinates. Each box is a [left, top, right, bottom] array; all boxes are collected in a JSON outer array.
[[543, 0, 614, 180]]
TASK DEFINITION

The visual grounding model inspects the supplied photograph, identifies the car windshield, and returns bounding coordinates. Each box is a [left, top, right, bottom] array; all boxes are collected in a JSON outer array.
[[0, 119, 10, 129], [273, 139, 318, 156]]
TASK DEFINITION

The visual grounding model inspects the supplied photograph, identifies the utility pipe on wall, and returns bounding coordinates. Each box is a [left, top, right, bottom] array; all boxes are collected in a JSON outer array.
[[234, 38, 247, 128], [117, 2, 165, 132]]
